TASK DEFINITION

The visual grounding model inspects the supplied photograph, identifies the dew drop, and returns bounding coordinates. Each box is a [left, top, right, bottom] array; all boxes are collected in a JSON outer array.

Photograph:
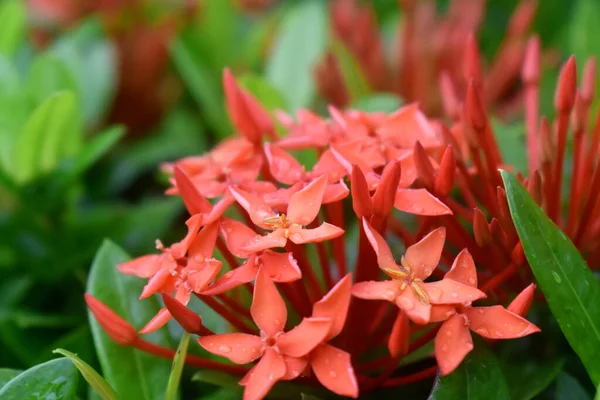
[[451, 292, 458, 298], [218, 345, 231, 353], [274, 319, 281, 326], [494, 330, 503, 337], [423, 267, 432, 276], [475, 327, 489, 336], [427, 287, 442, 302], [465, 342, 474, 350], [477, 308, 484, 314], [329, 370, 337, 378], [441, 345, 448, 352], [324, 358, 330, 365], [552, 272, 562, 284], [445, 330, 452, 337], [384, 289, 396, 300], [468, 277, 476, 285]]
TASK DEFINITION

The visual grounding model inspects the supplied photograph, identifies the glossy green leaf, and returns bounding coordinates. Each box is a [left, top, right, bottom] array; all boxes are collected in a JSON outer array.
[[0, 0, 25, 57], [26, 53, 79, 108], [352, 94, 403, 113], [502, 357, 565, 400], [331, 40, 371, 103], [238, 73, 288, 112], [0, 369, 21, 389], [165, 333, 190, 400], [429, 339, 510, 400], [87, 240, 175, 400], [501, 170, 600, 385], [13, 91, 82, 183], [53, 348, 118, 400], [555, 372, 591, 400], [0, 358, 78, 400], [266, 0, 328, 110]]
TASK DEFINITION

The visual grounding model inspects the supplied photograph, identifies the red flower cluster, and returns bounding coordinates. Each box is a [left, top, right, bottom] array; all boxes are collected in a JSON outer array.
[[87, 65, 540, 399]]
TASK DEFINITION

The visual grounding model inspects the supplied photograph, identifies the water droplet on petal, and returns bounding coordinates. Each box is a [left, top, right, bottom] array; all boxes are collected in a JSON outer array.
[[274, 319, 281, 325], [468, 277, 476, 285], [475, 327, 489, 336], [465, 341, 473, 350], [445, 330, 452, 337], [329, 370, 337, 378], [451, 292, 458, 298], [384, 289, 396, 300], [477, 308, 485, 314], [324, 358, 330, 365], [423, 267, 432, 276], [427, 287, 442, 302], [441, 345, 448, 352], [494, 330, 503, 337], [218, 345, 231, 353]]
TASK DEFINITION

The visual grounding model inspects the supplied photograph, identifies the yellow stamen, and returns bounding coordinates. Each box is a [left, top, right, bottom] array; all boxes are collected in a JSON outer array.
[[382, 267, 408, 280], [411, 280, 430, 304]]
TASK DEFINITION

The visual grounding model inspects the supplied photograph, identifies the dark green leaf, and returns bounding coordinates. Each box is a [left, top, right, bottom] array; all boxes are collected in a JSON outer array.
[[266, 0, 328, 110], [501, 170, 600, 385], [87, 240, 175, 400], [502, 357, 565, 400], [429, 338, 510, 400], [0, 358, 78, 400], [0, 369, 21, 389], [0, 0, 25, 57], [54, 349, 118, 400], [555, 372, 591, 400], [165, 333, 190, 400], [352, 94, 403, 113]]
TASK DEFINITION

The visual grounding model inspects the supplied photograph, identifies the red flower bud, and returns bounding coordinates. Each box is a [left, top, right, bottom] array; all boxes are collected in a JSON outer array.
[[473, 208, 492, 247], [521, 36, 540, 85], [554, 56, 577, 113], [350, 165, 373, 218], [507, 283, 536, 317], [434, 146, 456, 197], [413, 141, 435, 189], [373, 160, 401, 217], [85, 294, 137, 346]]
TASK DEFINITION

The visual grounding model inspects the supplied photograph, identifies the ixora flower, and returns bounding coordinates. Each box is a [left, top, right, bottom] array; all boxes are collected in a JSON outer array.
[[87, 62, 542, 399]]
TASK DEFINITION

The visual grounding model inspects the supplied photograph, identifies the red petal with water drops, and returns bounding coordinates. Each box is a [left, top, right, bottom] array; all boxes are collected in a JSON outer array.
[[198, 333, 263, 364], [395, 289, 431, 325], [260, 251, 302, 282], [404, 227, 446, 281], [429, 305, 457, 322], [188, 222, 219, 261], [445, 249, 479, 287], [251, 268, 287, 336], [435, 314, 473, 376], [241, 230, 288, 253], [170, 214, 204, 259], [507, 284, 536, 317], [388, 310, 410, 358], [264, 143, 305, 185], [282, 356, 309, 380], [186, 259, 222, 293], [351, 280, 401, 302], [277, 318, 332, 358], [201, 192, 236, 226], [229, 186, 277, 229], [287, 223, 344, 245], [310, 344, 358, 398], [311, 149, 347, 182], [118, 254, 162, 278], [287, 174, 328, 226], [220, 218, 257, 258], [362, 218, 402, 273], [394, 188, 452, 216], [378, 103, 440, 148], [173, 166, 212, 215], [465, 306, 541, 339], [312, 274, 352, 340], [423, 278, 486, 305], [201, 259, 258, 296], [242, 348, 286, 400], [140, 267, 174, 299]]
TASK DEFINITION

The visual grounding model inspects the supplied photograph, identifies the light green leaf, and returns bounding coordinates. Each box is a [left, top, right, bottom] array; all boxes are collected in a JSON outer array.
[[555, 372, 591, 400], [165, 333, 190, 400], [26, 53, 79, 107], [501, 170, 600, 385], [53, 348, 118, 400], [429, 338, 510, 400], [238, 73, 288, 112], [87, 240, 175, 400], [0, 369, 21, 389], [0, 358, 79, 400], [330, 39, 371, 103], [0, 0, 25, 57], [351, 93, 403, 113], [266, 0, 328, 110]]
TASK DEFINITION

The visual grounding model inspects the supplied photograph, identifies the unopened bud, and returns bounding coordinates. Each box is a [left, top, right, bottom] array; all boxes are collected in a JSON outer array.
[[85, 293, 137, 346]]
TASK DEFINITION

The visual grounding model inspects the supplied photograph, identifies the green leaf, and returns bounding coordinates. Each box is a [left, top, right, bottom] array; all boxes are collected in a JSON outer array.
[[26, 53, 79, 107], [87, 240, 175, 400], [53, 348, 118, 400], [330, 39, 371, 103], [429, 338, 510, 400], [501, 170, 600, 385], [165, 333, 190, 400], [555, 372, 591, 400], [0, 369, 21, 389], [595, 382, 600, 400], [13, 91, 82, 183], [502, 357, 565, 400], [0, 358, 79, 400], [238, 73, 288, 112], [351, 93, 403, 113], [492, 120, 528, 174], [68, 125, 124, 180], [0, 0, 25, 57], [266, 0, 328, 110]]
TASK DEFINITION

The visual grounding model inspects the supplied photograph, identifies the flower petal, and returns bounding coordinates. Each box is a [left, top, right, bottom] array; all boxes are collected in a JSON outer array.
[[429, 305, 457, 322], [394, 188, 452, 216], [229, 186, 277, 229], [198, 333, 263, 364], [507, 284, 536, 317], [242, 348, 286, 400], [251, 268, 287, 336], [276, 318, 332, 357], [311, 149, 347, 182], [423, 278, 486, 305], [264, 143, 305, 185], [260, 251, 302, 282], [351, 280, 401, 301], [444, 249, 478, 287], [201, 258, 258, 295], [188, 222, 219, 261], [287, 174, 328, 226], [173, 166, 213, 215], [312, 274, 352, 340], [201, 192, 236, 226], [219, 218, 257, 258], [139, 308, 171, 334], [282, 356, 309, 380], [288, 223, 344, 245], [362, 218, 401, 272], [465, 306, 540, 339], [435, 314, 474, 375], [311, 344, 358, 398], [241, 230, 288, 253], [186, 259, 222, 293], [404, 227, 446, 280], [140, 266, 174, 299], [170, 214, 204, 259], [378, 103, 440, 148], [118, 254, 162, 278], [395, 289, 431, 325], [388, 311, 410, 358], [323, 181, 350, 203]]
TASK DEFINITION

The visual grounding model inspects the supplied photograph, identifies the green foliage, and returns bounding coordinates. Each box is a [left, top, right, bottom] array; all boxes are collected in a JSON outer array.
[[166, 333, 190, 400]]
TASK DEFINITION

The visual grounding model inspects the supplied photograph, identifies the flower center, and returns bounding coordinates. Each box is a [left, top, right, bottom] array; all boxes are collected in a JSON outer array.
[[265, 336, 276, 347], [263, 214, 290, 230], [382, 256, 430, 304]]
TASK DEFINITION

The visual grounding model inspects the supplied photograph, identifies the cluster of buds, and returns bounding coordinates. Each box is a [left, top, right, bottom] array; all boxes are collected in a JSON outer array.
[[316, 0, 540, 117], [86, 62, 542, 399]]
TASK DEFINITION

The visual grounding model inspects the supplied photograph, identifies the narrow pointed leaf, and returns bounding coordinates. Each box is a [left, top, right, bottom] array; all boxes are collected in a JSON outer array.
[[501, 170, 600, 385], [429, 338, 510, 400], [53, 348, 118, 400], [165, 333, 190, 400], [87, 240, 175, 400], [0, 358, 78, 399]]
